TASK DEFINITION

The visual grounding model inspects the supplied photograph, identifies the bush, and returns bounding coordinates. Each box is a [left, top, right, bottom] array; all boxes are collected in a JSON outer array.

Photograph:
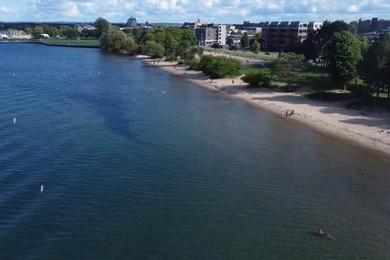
[[199, 55, 241, 78], [241, 71, 272, 88]]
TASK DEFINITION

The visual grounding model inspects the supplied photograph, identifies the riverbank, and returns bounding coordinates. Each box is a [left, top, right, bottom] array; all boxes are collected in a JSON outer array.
[[140, 56, 390, 158]]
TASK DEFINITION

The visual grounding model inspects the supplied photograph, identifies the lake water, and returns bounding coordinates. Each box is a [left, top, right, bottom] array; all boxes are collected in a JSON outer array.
[[0, 43, 389, 259]]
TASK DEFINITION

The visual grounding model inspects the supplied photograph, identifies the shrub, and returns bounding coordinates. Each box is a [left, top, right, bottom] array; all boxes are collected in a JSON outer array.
[[241, 71, 272, 88], [199, 55, 241, 78]]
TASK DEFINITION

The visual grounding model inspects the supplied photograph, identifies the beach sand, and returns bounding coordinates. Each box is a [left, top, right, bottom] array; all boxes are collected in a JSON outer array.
[[140, 57, 390, 158]]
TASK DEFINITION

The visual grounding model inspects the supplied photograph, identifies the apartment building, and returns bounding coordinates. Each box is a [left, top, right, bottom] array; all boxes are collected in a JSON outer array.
[[261, 21, 322, 51], [196, 24, 227, 46], [358, 18, 390, 34]]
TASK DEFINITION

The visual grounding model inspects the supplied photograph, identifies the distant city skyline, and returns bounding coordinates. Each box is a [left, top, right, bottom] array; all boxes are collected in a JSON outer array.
[[0, 0, 389, 23]]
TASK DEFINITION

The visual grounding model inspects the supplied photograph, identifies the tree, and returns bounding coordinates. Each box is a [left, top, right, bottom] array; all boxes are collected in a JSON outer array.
[[385, 57, 390, 99], [359, 34, 390, 98], [143, 41, 165, 58], [100, 27, 138, 54], [199, 55, 240, 78], [95, 17, 110, 38], [226, 37, 234, 48], [348, 21, 359, 35], [271, 53, 306, 90], [241, 71, 272, 88], [251, 40, 261, 53], [32, 26, 44, 37], [241, 33, 249, 49], [328, 31, 364, 90], [303, 20, 349, 64]]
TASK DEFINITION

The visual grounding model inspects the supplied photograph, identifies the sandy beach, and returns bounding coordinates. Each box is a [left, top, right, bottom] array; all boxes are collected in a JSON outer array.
[[140, 57, 390, 158]]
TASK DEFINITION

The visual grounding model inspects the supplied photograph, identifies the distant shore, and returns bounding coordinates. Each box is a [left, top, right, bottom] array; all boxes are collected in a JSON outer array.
[[139, 56, 390, 158], [0, 39, 100, 48]]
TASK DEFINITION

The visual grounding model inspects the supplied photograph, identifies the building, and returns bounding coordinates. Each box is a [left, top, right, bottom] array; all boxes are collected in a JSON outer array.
[[126, 17, 138, 28], [182, 19, 206, 29], [5, 30, 32, 40], [0, 31, 8, 39], [196, 24, 227, 46], [360, 28, 390, 42], [358, 18, 390, 34], [76, 24, 96, 32], [261, 21, 322, 51]]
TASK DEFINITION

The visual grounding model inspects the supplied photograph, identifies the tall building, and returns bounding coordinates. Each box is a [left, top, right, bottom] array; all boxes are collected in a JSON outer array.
[[261, 21, 322, 51], [196, 24, 227, 46]]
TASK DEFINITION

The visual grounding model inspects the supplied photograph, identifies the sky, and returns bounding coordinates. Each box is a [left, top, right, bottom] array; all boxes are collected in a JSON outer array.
[[0, 0, 389, 23]]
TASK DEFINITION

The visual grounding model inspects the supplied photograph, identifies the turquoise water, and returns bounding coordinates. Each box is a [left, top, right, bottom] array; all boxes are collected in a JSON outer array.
[[0, 43, 389, 259]]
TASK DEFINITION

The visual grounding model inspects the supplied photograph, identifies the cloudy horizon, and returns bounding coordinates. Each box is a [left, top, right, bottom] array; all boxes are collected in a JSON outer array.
[[0, 0, 389, 23]]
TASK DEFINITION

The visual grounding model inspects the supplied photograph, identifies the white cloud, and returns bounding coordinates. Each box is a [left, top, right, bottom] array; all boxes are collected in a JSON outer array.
[[348, 4, 359, 12], [1, 0, 389, 23]]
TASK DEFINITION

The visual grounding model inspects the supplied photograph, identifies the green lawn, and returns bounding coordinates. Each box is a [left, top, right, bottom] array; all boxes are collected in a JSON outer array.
[[42, 39, 100, 48], [240, 64, 332, 89], [205, 48, 278, 62]]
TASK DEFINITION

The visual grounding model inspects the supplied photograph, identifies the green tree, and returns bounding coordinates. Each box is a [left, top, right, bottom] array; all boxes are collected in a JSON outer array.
[[32, 26, 44, 37], [199, 55, 240, 78], [271, 53, 306, 90], [303, 20, 349, 64], [359, 34, 390, 98], [241, 71, 272, 88], [328, 31, 364, 90], [226, 37, 234, 48], [95, 17, 111, 38], [100, 27, 138, 54], [348, 21, 359, 35], [251, 40, 261, 53], [241, 33, 249, 49], [143, 41, 165, 58]]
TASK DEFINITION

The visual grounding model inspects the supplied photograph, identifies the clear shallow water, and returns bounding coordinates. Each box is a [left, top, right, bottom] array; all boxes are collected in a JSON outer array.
[[0, 43, 389, 260]]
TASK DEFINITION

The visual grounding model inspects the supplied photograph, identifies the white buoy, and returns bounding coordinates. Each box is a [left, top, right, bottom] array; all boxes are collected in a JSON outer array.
[[40, 185, 44, 193], [162, 91, 166, 94], [97, 72, 101, 76], [12, 73, 15, 77], [13, 117, 16, 124]]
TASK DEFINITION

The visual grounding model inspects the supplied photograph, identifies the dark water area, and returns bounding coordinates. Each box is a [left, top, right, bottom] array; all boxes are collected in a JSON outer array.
[[0, 43, 389, 259]]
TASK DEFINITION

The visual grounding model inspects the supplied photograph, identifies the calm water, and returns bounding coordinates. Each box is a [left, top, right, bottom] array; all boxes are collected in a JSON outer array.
[[0, 43, 389, 260]]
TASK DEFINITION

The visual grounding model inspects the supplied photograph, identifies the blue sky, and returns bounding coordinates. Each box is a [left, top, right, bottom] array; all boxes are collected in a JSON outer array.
[[0, 0, 389, 23]]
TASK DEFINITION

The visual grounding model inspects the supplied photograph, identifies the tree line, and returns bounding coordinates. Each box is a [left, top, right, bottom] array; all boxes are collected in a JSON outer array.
[[96, 17, 196, 58], [24, 25, 98, 39]]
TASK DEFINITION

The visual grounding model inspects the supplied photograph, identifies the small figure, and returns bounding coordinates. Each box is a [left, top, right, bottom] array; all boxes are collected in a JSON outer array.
[[232, 80, 235, 85], [40, 185, 44, 193]]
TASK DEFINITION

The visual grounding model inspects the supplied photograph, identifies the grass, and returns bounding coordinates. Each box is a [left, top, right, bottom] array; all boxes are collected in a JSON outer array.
[[42, 39, 100, 48], [204, 48, 278, 62]]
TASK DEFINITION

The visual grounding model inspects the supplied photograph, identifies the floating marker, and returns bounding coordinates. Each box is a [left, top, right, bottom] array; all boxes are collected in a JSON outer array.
[[162, 91, 166, 94], [40, 185, 44, 193], [97, 72, 101, 76], [12, 73, 15, 77]]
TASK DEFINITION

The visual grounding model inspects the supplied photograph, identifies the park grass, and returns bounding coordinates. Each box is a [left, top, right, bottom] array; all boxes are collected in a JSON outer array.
[[240, 64, 332, 90], [41, 39, 100, 48], [205, 48, 278, 62]]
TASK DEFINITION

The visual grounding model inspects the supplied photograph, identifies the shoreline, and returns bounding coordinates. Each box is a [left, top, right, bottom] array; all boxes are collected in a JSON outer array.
[[0, 40, 100, 48], [139, 56, 390, 159]]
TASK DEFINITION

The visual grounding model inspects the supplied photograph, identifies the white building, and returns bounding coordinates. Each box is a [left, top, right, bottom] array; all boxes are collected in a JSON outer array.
[[0, 31, 8, 39], [217, 25, 227, 46], [6, 30, 32, 40]]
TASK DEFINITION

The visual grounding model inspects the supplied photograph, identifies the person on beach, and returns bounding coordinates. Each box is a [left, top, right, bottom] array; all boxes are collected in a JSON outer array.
[[232, 80, 235, 85]]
